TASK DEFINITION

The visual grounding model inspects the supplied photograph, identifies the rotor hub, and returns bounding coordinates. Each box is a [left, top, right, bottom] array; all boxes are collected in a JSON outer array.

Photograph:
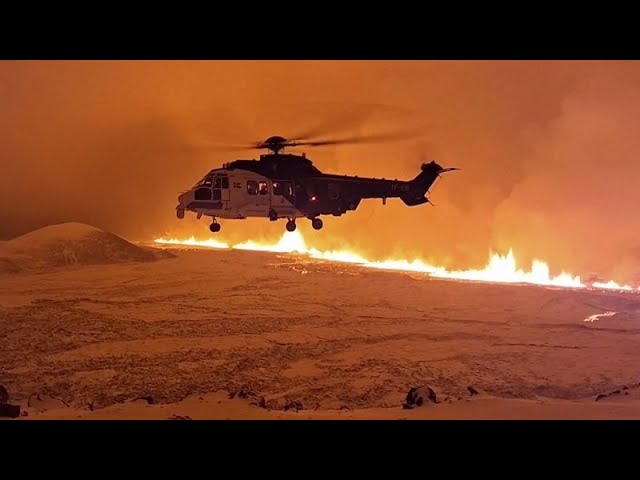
[[257, 135, 289, 154]]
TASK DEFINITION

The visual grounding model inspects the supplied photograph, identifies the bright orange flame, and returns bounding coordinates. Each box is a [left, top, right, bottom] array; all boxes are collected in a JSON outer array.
[[592, 280, 634, 291], [154, 231, 638, 293], [157, 236, 229, 250]]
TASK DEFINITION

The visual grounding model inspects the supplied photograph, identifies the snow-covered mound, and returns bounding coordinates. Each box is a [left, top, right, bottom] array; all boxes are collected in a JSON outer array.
[[0, 257, 20, 274], [0, 222, 174, 272]]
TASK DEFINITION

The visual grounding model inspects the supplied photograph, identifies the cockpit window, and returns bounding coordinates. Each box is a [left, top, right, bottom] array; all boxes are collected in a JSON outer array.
[[195, 176, 213, 188]]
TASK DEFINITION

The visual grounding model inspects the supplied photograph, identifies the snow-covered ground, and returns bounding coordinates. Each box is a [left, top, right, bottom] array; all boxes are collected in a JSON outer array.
[[1, 224, 639, 419]]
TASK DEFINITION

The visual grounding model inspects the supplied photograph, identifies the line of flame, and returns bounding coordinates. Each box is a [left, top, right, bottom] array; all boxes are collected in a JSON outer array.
[[154, 231, 638, 293]]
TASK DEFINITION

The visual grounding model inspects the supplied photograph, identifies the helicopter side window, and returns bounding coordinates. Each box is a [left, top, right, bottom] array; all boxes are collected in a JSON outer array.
[[221, 177, 229, 189], [247, 180, 258, 195], [258, 181, 268, 195], [273, 181, 293, 199]]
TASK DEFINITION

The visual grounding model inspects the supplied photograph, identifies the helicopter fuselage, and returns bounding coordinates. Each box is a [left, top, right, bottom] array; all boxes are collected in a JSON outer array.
[[176, 152, 455, 233]]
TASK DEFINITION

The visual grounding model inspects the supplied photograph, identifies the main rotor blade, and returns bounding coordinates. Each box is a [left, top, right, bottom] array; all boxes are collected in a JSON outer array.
[[291, 128, 425, 147], [290, 103, 416, 141], [182, 142, 257, 153]]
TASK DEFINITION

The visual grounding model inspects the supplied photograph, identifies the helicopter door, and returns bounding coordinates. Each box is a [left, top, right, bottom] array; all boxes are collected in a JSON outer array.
[[213, 176, 230, 209], [271, 180, 296, 212], [244, 179, 271, 215]]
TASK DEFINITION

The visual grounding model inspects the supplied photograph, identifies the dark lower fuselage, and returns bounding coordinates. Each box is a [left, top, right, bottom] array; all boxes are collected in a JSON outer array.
[[294, 174, 413, 217]]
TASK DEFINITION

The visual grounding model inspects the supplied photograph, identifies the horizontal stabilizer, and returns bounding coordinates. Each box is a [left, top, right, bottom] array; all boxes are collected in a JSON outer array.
[[401, 161, 458, 206]]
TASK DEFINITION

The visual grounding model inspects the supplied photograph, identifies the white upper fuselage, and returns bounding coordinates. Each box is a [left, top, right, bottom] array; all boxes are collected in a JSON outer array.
[[176, 168, 304, 220]]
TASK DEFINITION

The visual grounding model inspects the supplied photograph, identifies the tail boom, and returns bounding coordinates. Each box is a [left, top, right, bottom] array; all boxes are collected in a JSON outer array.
[[400, 161, 458, 206]]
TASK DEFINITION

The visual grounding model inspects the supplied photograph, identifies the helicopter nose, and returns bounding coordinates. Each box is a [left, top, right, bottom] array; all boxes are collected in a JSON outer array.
[[177, 191, 192, 212], [176, 192, 191, 219], [178, 190, 194, 206]]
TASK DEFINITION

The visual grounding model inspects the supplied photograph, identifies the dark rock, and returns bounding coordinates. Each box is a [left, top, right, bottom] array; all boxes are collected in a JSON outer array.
[[264, 399, 282, 410], [134, 396, 154, 405], [403, 386, 437, 409], [611, 390, 621, 395], [625, 392, 629, 395], [284, 400, 303, 412], [622, 386, 628, 390], [0, 403, 20, 418], [340, 405, 351, 410], [0, 385, 8, 403], [595, 394, 607, 402], [229, 387, 266, 409], [229, 387, 255, 400], [467, 385, 480, 396], [169, 415, 192, 420]]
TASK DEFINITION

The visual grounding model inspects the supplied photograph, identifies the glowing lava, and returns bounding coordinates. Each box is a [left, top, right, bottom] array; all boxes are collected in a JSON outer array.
[[365, 250, 583, 288], [592, 280, 633, 291], [157, 236, 229, 250], [154, 231, 636, 292], [583, 311, 617, 322]]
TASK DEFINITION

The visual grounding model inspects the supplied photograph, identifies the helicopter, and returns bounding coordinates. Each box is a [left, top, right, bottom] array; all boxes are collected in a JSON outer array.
[[175, 133, 458, 233]]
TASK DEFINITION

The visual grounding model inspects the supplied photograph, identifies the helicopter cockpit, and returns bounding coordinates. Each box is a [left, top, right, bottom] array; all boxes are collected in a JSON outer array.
[[192, 172, 230, 201]]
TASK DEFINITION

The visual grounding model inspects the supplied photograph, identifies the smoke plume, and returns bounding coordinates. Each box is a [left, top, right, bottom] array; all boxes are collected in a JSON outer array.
[[2, 60, 639, 281]]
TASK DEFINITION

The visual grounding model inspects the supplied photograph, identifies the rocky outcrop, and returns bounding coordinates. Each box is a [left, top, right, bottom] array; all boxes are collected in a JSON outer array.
[[403, 386, 437, 409]]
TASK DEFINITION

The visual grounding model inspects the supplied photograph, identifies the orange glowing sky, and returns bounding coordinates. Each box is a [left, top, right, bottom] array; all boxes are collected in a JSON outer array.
[[2, 60, 640, 283]]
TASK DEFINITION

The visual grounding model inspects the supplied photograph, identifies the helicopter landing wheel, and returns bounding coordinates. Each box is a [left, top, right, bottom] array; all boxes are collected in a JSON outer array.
[[176, 208, 185, 219], [209, 221, 221, 233], [311, 218, 323, 230], [286, 219, 297, 232]]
